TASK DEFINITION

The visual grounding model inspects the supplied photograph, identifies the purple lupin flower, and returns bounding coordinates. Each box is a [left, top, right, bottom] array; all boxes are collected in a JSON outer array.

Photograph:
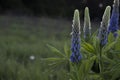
[[98, 6, 111, 47], [70, 10, 82, 63], [108, 0, 119, 37]]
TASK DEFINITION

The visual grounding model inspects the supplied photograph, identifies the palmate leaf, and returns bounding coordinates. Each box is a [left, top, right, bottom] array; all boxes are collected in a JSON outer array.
[[64, 43, 71, 58], [102, 62, 120, 80], [44, 44, 70, 72], [82, 29, 100, 55], [107, 49, 120, 62], [69, 64, 80, 80], [89, 29, 98, 43], [114, 30, 120, 50], [42, 57, 68, 71], [108, 32, 115, 43], [81, 41, 95, 55], [102, 41, 116, 55], [70, 56, 96, 80], [110, 62, 120, 80], [101, 31, 119, 60], [42, 57, 65, 62], [46, 44, 66, 57], [101, 50, 120, 80], [88, 73, 102, 80], [78, 56, 97, 80], [111, 71, 120, 80], [114, 40, 120, 50], [101, 55, 115, 64], [92, 36, 101, 55]]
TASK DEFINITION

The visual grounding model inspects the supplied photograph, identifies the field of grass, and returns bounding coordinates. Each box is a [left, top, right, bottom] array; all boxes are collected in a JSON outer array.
[[0, 15, 98, 80]]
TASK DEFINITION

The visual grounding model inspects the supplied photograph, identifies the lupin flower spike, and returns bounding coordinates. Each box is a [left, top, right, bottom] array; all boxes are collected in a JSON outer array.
[[108, 0, 119, 37], [70, 9, 82, 63], [98, 6, 111, 47], [83, 7, 91, 41]]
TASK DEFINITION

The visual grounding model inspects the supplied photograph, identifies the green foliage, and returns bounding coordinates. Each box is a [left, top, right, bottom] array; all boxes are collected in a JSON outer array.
[[0, 17, 71, 80], [43, 44, 70, 71], [44, 3, 120, 80], [70, 56, 96, 80]]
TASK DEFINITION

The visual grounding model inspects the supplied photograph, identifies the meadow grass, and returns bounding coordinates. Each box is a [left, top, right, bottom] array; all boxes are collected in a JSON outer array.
[[0, 15, 98, 80]]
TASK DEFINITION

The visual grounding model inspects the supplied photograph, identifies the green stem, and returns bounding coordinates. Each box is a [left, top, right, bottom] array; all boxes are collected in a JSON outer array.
[[99, 47, 104, 73]]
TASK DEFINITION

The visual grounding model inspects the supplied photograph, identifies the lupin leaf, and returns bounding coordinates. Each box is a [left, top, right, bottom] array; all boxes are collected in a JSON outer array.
[[108, 32, 115, 43], [102, 41, 116, 55], [46, 44, 66, 57], [42, 57, 68, 72], [64, 43, 70, 58], [78, 56, 96, 80], [81, 41, 95, 54]]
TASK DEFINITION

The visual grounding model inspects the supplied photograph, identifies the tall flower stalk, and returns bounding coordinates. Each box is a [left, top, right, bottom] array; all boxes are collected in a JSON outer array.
[[108, 0, 119, 37], [70, 9, 82, 63], [98, 6, 111, 47], [83, 7, 91, 41]]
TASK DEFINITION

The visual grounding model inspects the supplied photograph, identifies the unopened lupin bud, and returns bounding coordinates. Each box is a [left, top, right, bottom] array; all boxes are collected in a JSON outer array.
[[83, 7, 91, 41]]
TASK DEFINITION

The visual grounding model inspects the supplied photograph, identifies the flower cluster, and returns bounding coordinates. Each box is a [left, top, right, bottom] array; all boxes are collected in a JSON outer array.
[[70, 10, 82, 63], [98, 6, 111, 47], [70, 0, 119, 63], [98, 26, 108, 47], [108, 0, 119, 37]]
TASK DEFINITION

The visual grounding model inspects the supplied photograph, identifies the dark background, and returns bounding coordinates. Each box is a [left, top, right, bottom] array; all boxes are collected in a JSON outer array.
[[0, 0, 115, 20]]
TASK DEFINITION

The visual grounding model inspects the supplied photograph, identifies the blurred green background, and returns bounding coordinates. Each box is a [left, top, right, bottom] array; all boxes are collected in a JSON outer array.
[[0, 15, 99, 80]]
